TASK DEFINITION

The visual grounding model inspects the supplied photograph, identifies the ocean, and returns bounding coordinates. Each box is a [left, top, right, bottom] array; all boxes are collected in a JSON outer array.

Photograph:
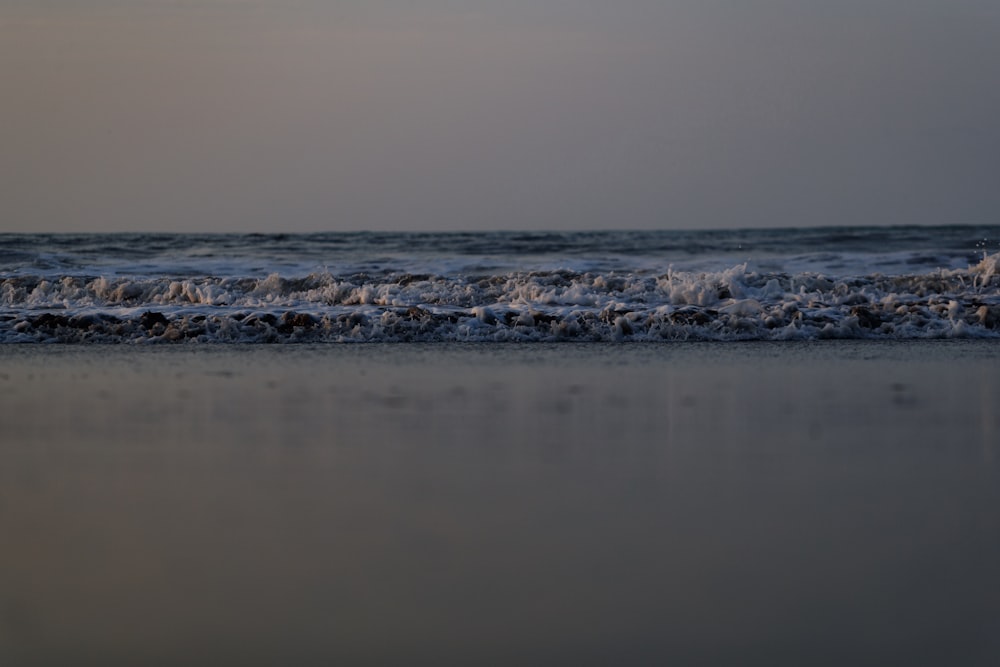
[[3, 226, 1000, 665], [2, 225, 999, 343]]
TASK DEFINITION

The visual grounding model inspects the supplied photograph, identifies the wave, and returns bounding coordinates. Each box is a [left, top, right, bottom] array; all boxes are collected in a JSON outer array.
[[2, 253, 999, 343]]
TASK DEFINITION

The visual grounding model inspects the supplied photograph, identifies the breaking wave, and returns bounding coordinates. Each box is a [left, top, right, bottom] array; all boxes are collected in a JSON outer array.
[[3, 252, 999, 343]]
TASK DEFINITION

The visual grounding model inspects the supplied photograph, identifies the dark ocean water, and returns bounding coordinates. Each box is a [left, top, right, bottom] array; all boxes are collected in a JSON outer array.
[[2, 225, 999, 342]]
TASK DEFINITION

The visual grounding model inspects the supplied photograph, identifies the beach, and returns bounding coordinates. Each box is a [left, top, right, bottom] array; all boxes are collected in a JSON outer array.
[[7, 0, 1000, 660], [2, 341, 998, 665]]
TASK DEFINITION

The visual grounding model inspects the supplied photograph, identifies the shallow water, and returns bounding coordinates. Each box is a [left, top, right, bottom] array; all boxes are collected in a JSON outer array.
[[1, 342, 999, 665]]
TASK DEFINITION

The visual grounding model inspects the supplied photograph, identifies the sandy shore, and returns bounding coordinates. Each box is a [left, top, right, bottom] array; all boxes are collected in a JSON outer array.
[[1, 341, 999, 665]]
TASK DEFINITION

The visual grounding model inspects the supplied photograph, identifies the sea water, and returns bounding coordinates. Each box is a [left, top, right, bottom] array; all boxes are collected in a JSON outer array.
[[2, 225, 999, 343], [3, 227, 1000, 665]]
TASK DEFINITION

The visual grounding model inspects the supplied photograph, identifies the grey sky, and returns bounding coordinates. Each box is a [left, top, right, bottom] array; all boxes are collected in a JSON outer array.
[[3, 1, 999, 232]]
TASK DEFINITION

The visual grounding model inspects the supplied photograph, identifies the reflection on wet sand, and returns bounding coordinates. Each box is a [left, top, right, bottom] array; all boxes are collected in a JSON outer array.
[[1, 342, 999, 665]]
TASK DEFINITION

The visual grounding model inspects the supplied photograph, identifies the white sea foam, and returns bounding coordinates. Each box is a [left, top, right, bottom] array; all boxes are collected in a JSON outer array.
[[3, 247, 999, 342]]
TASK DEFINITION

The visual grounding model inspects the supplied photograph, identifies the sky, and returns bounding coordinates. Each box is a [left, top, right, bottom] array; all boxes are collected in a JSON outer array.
[[3, 0, 999, 233]]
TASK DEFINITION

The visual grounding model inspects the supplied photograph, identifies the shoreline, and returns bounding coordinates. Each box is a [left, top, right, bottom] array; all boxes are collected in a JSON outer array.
[[2, 341, 999, 665]]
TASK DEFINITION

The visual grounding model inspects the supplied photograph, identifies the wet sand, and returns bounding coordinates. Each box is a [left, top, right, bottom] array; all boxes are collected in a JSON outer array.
[[1, 342, 999, 665]]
